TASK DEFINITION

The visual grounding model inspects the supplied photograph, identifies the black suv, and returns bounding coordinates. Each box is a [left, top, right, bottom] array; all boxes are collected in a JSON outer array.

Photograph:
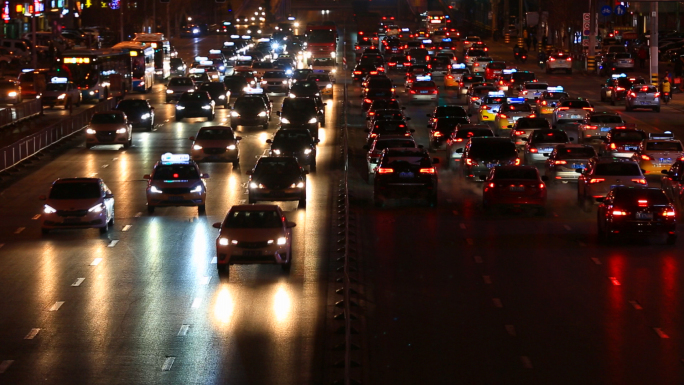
[[247, 156, 308, 207], [598, 186, 677, 244], [289, 80, 320, 98], [231, 95, 270, 129], [461, 137, 519, 181], [428, 117, 470, 150], [267, 128, 319, 170], [373, 147, 439, 207], [366, 120, 414, 146], [427, 105, 470, 128], [199, 82, 230, 107], [115, 99, 155, 130], [175, 91, 215, 122], [223, 75, 248, 98], [279, 97, 320, 138]]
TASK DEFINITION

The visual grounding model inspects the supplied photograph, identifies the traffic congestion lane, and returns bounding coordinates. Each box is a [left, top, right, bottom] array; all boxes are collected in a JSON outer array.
[[349, 37, 684, 383], [0, 35, 341, 383]]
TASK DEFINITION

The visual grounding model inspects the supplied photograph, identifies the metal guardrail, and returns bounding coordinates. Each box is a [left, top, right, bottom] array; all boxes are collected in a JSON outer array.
[[0, 98, 118, 173], [0, 99, 43, 128], [342, 80, 352, 385]]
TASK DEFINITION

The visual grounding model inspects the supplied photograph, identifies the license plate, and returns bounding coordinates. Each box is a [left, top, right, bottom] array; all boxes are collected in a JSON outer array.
[[64, 218, 81, 223], [571, 114, 581, 119], [660, 158, 672, 164], [636, 212, 653, 220], [420, 90, 428, 94], [571, 163, 584, 169], [399, 172, 415, 178], [168, 196, 183, 201], [600, 127, 611, 132], [509, 186, 524, 192], [243, 250, 263, 256], [625, 146, 637, 151], [640, 101, 649, 105]]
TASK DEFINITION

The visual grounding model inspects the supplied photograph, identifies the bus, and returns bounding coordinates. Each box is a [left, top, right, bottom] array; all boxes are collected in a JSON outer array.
[[132, 33, 171, 79], [58, 49, 131, 102], [112, 41, 155, 93]]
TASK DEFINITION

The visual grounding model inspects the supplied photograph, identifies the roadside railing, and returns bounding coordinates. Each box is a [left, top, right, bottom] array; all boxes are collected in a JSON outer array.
[[0, 99, 43, 128], [0, 98, 117, 173]]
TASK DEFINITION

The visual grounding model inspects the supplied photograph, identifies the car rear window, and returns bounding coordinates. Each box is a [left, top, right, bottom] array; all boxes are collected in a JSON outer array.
[[512, 72, 536, 82], [516, 119, 550, 129], [487, 62, 506, 69], [456, 128, 493, 138], [466, 49, 486, 57], [501, 103, 532, 112], [556, 147, 596, 158], [611, 131, 646, 142], [224, 210, 282, 228], [613, 189, 670, 205], [494, 168, 538, 179], [646, 141, 683, 151], [413, 81, 435, 88], [532, 130, 568, 143], [469, 141, 516, 158], [50, 182, 100, 199], [590, 115, 623, 124], [376, 139, 416, 150], [525, 83, 548, 90], [197, 128, 234, 140], [594, 162, 642, 176], [615, 53, 632, 59]]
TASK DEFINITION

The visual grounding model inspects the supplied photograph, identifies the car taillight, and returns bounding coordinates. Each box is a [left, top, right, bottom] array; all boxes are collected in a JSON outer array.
[[528, 114, 536, 118], [567, 57, 572, 61], [615, 126, 626, 129], [539, 183, 545, 189], [474, 63, 479, 67], [370, 71, 378, 75], [446, 75, 453, 79], [355, 46, 360, 50], [389, 62, 396, 66], [632, 178, 647, 185], [616, 87, 624, 91], [610, 143, 617, 150], [549, 57, 556, 61], [420, 167, 436, 174], [638, 199, 649, 207], [641, 154, 651, 160], [433, 131, 442, 137], [368, 112, 375, 116], [499, 80, 504, 85], [583, 107, 594, 111], [514, 130, 525, 136], [663, 208, 676, 217], [586, 125, 598, 130], [459, 82, 464, 87], [612, 210, 627, 216], [470, 96, 479, 102], [377, 167, 393, 174], [554, 160, 567, 165], [364, 98, 371, 104], [530, 148, 538, 153], [465, 158, 477, 166], [426, 55, 430, 61], [364, 88, 369, 92], [455, 138, 463, 142], [378, 67, 385, 72], [488, 182, 495, 188], [589, 178, 605, 183], [655, 92, 661, 98], [541, 100, 547, 106], [498, 113, 507, 119], [480, 105, 489, 110], [431, 90, 438, 94], [558, 107, 569, 110], [409, 90, 416, 94], [354, 71, 362, 74], [513, 158, 521, 165]]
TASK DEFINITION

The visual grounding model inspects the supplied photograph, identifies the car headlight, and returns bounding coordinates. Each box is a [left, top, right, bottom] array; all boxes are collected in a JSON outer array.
[[43, 204, 57, 214], [304, 148, 312, 154], [218, 95, 225, 99], [326, 84, 332, 88], [227, 144, 236, 150], [308, 117, 318, 123], [277, 236, 287, 245], [177, 66, 183, 71], [330, 52, 336, 58], [283, 80, 289, 84], [281, 117, 290, 124], [193, 28, 200, 34], [88, 203, 105, 213], [218, 237, 229, 246], [176, 105, 185, 110], [231, 111, 240, 117], [294, 22, 300, 27], [315, 93, 320, 96], [272, 149, 281, 155], [150, 186, 163, 193], [202, 105, 211, 110], [258, 111, 267, 116], [166, 89, 174, 94], [285, 69, 293, 75], [331, 68, 337, 73], [272, 43, 280, 50], [243, 87, 250, 91], [191, 185, 203, 193], [56, 93, 66, 99], [249, 182, 264, 189], [193, 144, 203, 150], [219, 66, 225, 71], [86, 128, 96, 134], [116, 128, 127, 134], [289, 93, 295, 98], [261, 80, 267, 84]]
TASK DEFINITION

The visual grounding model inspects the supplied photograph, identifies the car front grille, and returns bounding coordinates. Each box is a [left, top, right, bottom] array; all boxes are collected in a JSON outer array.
[[57, 210, 88, 217], [236, 241, 271, 249], [203, 148, 226, 154], [162, 187, 191, 194], [95, 131, 116, 142]]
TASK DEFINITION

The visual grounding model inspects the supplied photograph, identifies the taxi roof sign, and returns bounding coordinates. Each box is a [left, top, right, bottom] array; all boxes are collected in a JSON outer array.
[[547, 86, 564, 92], [649, 131, 675, 140], [451, 63, 466, 69], [195, 56, 208, 62], [230, 35, 240, 39], [50, 77, 68, 84], [502, 68, 518, 74], [441, 38, 452, 42], [209, 49, 221, 54], [422, 39, 433, 44], [241, 35, 251, 39], [507, 97, 526, 104], [161, 153, 190, 163], [223, 42, 235, 46], [416, 75, 432, 81], [401, 28, 410, 32], [199, 60, 213, 66], [237, 56, 253, 61], [189, 68, 206, 73], [287, 16, 296, 20], [611, 73, 627, 79], [488, 91, 505, 97]]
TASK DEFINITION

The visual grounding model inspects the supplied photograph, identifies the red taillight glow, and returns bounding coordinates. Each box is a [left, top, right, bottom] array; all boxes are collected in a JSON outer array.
[[409, 90, 416, 94], [549, 57, 556, 61], [655, 92, 661, 98], [583, 107, 594, 111], [541, 100, 547, 106], [612, 210, 627, 216], [354, 71, 362, 74], [628, 92, 636, 97], [377, 167, 393, 174], [465, 158, 476, 166], [589, 178, 605, 184], [632, 179, 647, 185], [446, 75, 453, 79], [514, 158, 521, 165], [419, 167, 436, 174], [364, 98, 371, 104], [641, 154, 651, 160], [454, 138, 463, 142], [488, 182, 495, 188], [514, 130, 525, 136], [610, 143, 617, 150], [663, 208, 676, 217], [498, 113, 507, 119], [529, 148, 538, 153], [554, 160, 567, 165], [558, 107, 569, 111], [638, 199, 648, 207], [433, 131, 442, 137]]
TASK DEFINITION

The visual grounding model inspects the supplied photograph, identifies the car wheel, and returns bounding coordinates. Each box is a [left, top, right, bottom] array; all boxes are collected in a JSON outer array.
[[654, 107, 661, 112], [217, 263, 228, 275], [41, 228, 50, 235], [667, 234, 677, 245], [147, 205, 155, 214], [298, 195, 307, 208], [175, 115, 183, 122], [198, 205, 206, 214], [99, 221, 109, 234]]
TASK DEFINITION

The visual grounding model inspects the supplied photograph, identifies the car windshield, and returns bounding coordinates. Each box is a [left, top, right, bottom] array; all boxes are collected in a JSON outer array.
[[168, 78, 193, 86], [153, 164, 200, 180], [374, 121, 407, 131], [375, 139, 415, 150], [513, 73, 536, 82], [200, 83, 225, 92], [590, 115, 623, 124], [525, 83, 548, 90], [532, 131, 568, 143], [234, 97, 265, 109], [413, 81, 435, 88], [463, 76, 484, 83], [223, 210, 282, 228], [291, 83, 318, 92], [456, 129, 492, 138], [283, 98, 315, 112], [224, 77, 247, 87], [264, 71, 286, 78], [180, 92, 210, 101], [594, 162, 642, 176], [646, 141, 683, 151], [46, 83, 67, 91], [384, 156, 432, 168], [612, 131, 646, 142], [49, 182, 101, 199], [255, 158, 300, 175], [556, 147, 596, 159], [274, 130, 311, 143], [188, 73, 208, 81], [495, 168, 538, 179], [487, 62, 506, 69], [91, 113, 124, 124], [613, 189, 670, 205], [501, 103, 532, 112], [470, 141, 516, 158], [466, 49, 485, 56], [314, 58, 335, 66], [308, 30, 335, 43], [196, 129, 234, 140]]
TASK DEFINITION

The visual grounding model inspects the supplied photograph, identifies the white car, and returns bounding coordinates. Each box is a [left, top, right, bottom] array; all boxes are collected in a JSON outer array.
[[552, 99, 594, 126], [519, 82, 548, 101], [545, 52, 572, 74], [40, 177, 115, 234], [471, 57, 493, 75], [311, 58, 337, 81], [577, 158, 647, 210], [213, 204, 296, 275], [462, 36, 481, 51]]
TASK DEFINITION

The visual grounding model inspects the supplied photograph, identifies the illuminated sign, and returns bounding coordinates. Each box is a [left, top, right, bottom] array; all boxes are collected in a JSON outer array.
[[488, 91, 505, 97], [546, 86, 564, 92], [507, 97, 526, 104], [161, 153, 190, 163], [199, 60, 213, 66], [64, 57, 90, 64], [50, 77, 68, 83], [209, 49, 221, 54], [451, 63, 466, 69], [129, 51, 138, 56], [502, 69, 517, 74], [430, 19, 442, 24], [194, 56, 208, 62]]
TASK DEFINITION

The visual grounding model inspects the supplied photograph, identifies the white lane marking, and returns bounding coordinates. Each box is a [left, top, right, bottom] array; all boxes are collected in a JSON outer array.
[[71, 278, 85, 287], [112, 157, 118, 161], [629, 300, 643, 310], [505, 325, 517, 337], [201, 276, 211, 285], [49, 301, 65, 311], [466, 238, 474, 245], [135, 212, 142, 217], [492, 298, 503, 308], [14, 227, 25, 234], [563, 225, 572, 231], [483, 275, 492, 284], [654, 328, 670, 339], [161, 357, 176, 371], [32, 214, 41, 220], [90, 258, 102, 266], [24, 328, 40, 339], [88, 172, 98, 177], [191, 298, 201, 309], [211, 257, 217, 264], [107, 240, 119, 248], [591, 257, 602, 265], [122, 225, 132, 232], [0, 360, 14, 374], [178, 324, 190, 336], [474, 256, 483, 263], [459, 223, 466, 229], [101, 164, 109, 168], [520, 356, 533, 369], [609, 277, 621, 286]]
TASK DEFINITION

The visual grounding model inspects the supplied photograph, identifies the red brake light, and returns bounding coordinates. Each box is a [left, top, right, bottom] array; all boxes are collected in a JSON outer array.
[[465, 158, 476, 166], [567, 57, 572, 61], [354, 71, 362, 74], [514, 158, 521, 165], [530, 148, 538, 153], [498, 113, 507, 119], [589, 178, 605, 184], [488, 182, 495, 188], [363, 98, 371, 103], [612, 210, 627, 216], [539, 183, 545, 189], [549, 57, 555, 61], [638, 199, 649, 207], [610, 143, 617, 150], [514, 130, 525, 136], [663, 208, 676, 217], [528, 114, 536, 118], [459, 82, 464, 87], [554, 160, 567, 165], [446, 75, 453, 79], [409, 90, 416, 94], [433, 131, 442, 137], [583, 107, 594, 111], [632, 179, 647, 185], [655, 92, 661, 98], [616, 87, 624, 91], [454, 138, 463, 142], [173, 173, 179, 178], [419, 167, 436, 174], [377, 167, 393, 174], [558, 107, 569, 111], [641, 154, 651, 161]]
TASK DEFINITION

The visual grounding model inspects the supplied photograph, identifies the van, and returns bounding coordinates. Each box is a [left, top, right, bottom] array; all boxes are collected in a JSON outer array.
[[17, 68, 52, 99]]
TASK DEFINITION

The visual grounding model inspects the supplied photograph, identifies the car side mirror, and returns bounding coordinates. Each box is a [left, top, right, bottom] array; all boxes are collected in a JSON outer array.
[[541, 176, 548, 182], [575, 168, 583, 174], [236, 136, 242, 140], [266, 139, 272, 144], [456, 148, 463, 153], [104, 193, 114, 199], [143, 174, 151, 179], [432, 158, 440, 164], [39, 195, 46, 200], [595, 197, 605, 203], [286, 221, 297, 228], [189, 136, 195, 141], [201, 173, 210, 179], [245, 170, 253, 175], [212, 222, 221, 229]]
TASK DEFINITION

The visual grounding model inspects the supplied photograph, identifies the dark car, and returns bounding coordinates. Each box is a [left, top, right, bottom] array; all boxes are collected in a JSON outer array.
[[170, 58, 187, 77], [352, 63, 378, 82], [267, 128, 320, 170], [362, 88, 394, 111], [601, 75, 646, 104], [482, 166, 547, 214], [598, 186, 677, 244], [279, 97, 320, 138], [363, 77, 394, 99], [373, 147, 439, 207], [427, 105, 469, 128], [291, 69, 314, 84], [600, 128, 648, 158], [429, 117, 470, 150], [175, 91, 215, 122], [367, 98, 402, 117], [114, 99, 155, 130], [289, 80, 320, 98], [199, 82, 230, 107], [366, 120, 414, 146], [223, 75, 248, 98], [231, 95, 270, 129], [462, 137, 520, 181], [445, 124, 494, 168], [387, 55, 411, 72], [247, 156, 308, 207]]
